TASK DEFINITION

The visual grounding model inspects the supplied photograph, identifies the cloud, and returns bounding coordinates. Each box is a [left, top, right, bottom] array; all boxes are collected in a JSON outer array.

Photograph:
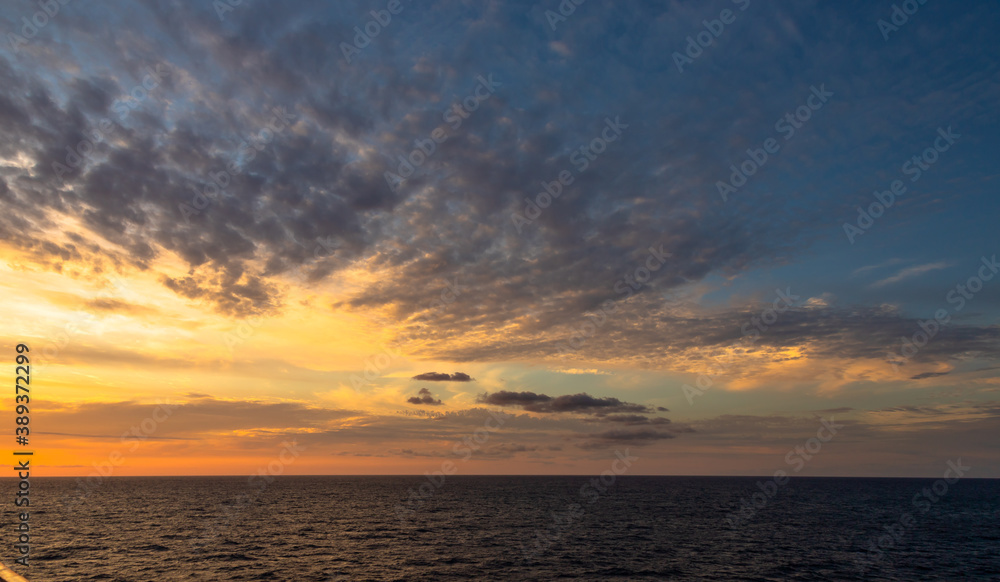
[[0, 2, 869, 325], [911, 371, 951, 380], [477, 391, 654, 415], [412, 372, 474, 382], [408, 298, 999, 375], [590, 414, 672, 425], [37, 397, 358, 439], [394, 448, 451, 458], [577, 428, 681, 449], [83, 298, 159, 316], [852, 259, 904, 277], [477, 390, 551, 407], [161, 273, 281, 317], [870, 262, 950, 289], [407, 387, 443, 406]]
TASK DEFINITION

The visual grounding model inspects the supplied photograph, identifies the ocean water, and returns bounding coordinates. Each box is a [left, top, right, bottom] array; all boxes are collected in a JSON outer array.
[[12, 476, 1000, 581]]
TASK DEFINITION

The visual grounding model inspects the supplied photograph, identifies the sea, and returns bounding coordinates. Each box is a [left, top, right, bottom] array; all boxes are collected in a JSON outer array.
[[11, 476, 1000, 581]]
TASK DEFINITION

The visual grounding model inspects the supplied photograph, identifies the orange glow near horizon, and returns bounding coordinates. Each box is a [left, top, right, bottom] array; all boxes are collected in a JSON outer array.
[[3, 233, 999, 479]]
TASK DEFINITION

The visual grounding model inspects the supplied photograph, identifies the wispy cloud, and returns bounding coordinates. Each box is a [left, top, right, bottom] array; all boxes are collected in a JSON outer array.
[[852, 258, 904, 277], [870, 262, 950, 288]]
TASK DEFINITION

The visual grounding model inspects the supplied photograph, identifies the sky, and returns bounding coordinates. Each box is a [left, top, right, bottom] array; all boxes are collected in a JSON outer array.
[[1, 0, 998, 478]]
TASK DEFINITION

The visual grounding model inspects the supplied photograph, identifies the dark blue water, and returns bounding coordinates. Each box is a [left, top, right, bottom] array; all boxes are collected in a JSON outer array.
[[10, 476, 1000, 580]]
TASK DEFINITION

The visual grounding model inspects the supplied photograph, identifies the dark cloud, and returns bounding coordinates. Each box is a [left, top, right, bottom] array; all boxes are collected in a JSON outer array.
[[477, 390, 551, 407], [407, 387, 443, 406], [477, 390, 654, 415], [588, 414, 672, 426], [875, 406, 940, 415], [588, 429, 678, 442], [911, 371, 951, 380], [816, 407, 854, 414], [576, 428, 680, 449], [543, 394, 651, 415], [412, 372, 473, 382], [454, 443, 547, 459], [160, 273, 281, 317], [395, 448, 450, 458]]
